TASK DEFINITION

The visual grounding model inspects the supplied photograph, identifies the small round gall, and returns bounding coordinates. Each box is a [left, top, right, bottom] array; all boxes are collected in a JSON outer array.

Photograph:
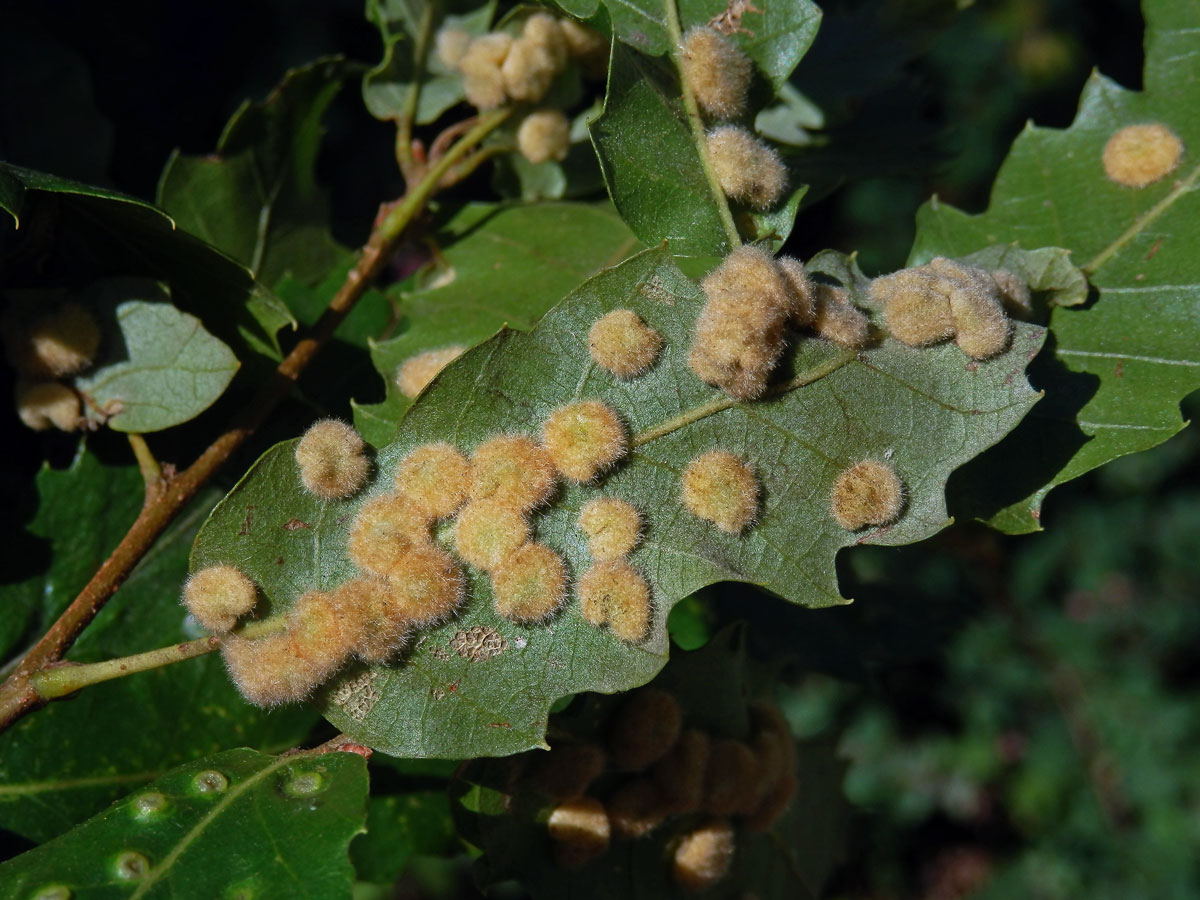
[[491, 542, 569, 623], [681, 450, 759, 534], [680, 27, 752, 120], [577, 561, 652, 644], [454, 500, 530, 571], [671, 818, 736, 892], [1102, 122, 1184, 188], [830, 459, 905, 531], [706, 126, 787, 210], [516, 109, 571, 164], [459, 33, 513, 110], [394, 442, 470, 519], [182, 564, 258, 633], [347, 493, 431, 576], [25, 302, 102, 377], [588, 309, 663, 379], [295, 419, 371, 501], [608, 687, 682, 769], [577, 496, 642, 561], [813, 284, 869, 349], [871, 268, 955, 347], [547, 796, 611, 868], [541, 400, 628, 483], [470, 433, 558, 511], [16, 381, 81, 431]]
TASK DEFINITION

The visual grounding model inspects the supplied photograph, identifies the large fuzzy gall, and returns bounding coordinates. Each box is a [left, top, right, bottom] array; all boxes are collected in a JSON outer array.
[[706, 126, 787, 210], [812, 284, 869, 349], [928, 257, 1012, 359], [577, 496, 642, 561], [578, 561, 652, 644], [470, 433, 558, 511], [454, 500, 530, 571], [588, 309, 663, 379], [347, 493, 431, 576], [681, 450, 759, 534], [830, 459, 905, 531], [394, 442, 470, 519], [547, 796, 611, 868], [182, 564, 258, 633], [491, 542, 569, 623], [680, 27, 751, 120], [871, 268, 955, 347], [295, 419, 371, 501], [541, 400, 628, 483]]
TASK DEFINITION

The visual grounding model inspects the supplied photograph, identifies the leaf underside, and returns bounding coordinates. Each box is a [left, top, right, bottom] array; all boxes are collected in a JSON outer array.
[[193, 244, 1042, 758]]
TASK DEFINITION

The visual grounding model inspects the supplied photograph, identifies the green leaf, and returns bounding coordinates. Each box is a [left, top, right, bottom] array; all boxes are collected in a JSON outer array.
[[156, 58, 350, 288], [0, 448, 319, 844], [72, 279, 239, 433], [0, 748, 368, 899], [0, 162, 294, 363], [193, 244, 1042, 758], [363, 0, 496, 126], [590, 43, 808, 257], [911, 0, 1200, 532], [452, 628, 849, 899], [355, 202, 640, 446], [351, 792, 457, 883]]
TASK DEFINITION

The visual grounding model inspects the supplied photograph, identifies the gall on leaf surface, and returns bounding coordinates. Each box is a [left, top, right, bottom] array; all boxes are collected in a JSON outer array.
[[451, 627, 848, 900], [911, 0, 1200, 533], [0, 748, 367, 899], [192, 245, 1044, 759]]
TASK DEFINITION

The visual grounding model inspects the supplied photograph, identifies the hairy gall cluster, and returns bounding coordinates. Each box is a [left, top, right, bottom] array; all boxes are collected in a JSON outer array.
[[830, 459, 905, 531], [541, 400, 628, 483], [588, 309, 663, 379], [578, 561, 652, 643], [680, 27, 751, 120], [813, 284, 870, 349], [347, 493, 430, 575], [706, 126, 787, 211], [1102, 122, 1184, 187], [681, 450, 759, 534], [5, 298, 102, 432], [395, 345, 466, 399], [295, 419, 371, 501], [182, 564, 258, 633]]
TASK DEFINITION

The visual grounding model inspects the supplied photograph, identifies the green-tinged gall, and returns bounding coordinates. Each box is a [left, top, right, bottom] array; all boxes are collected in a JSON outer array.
[[541, 400, 628, 482]]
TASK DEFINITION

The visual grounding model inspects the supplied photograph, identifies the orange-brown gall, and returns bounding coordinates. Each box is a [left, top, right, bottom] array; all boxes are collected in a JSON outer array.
[[454, 500, 530, 571], [813, 284, 869, 349], [776, 256, 817, 326], [379, 546, 466, 628], [394, 442, 470, 519], [607, 778, 669, 839], [690, 246, 793, 400], [928, 257, 1012, 359], [182, 564, 258, 633], [516, 109, 571, 164], [680, 450, 759, 534], [222, 632, 324, 707], [16, 381, 81, 431], [22, 302, 102, 377], [395, 345, 466, 399], [608, 688, 682, 769], [830, 459, 905, 531], [671, 819, 736, 892], [703, 738, 760, 816], [578, 561, 652, 644], [706, 126, 787, 210], [491, 542, 569, 623], [872, 268, 954, 347], [541, 400, 628, 483], [533, 741, 608, 801], [653, 728, 710, 814], [588, 309, 663, 379], [470, 433, 558, 511], [295, 419, 371, 501], [329, 576, 411, 663], [1102, 123, 1183, 187], [547, 796, 611, 868], [577, 496, 642, 560], [286, 589, 359, 676], [680, 27, 751, 120], [347, 493, 431, 576]]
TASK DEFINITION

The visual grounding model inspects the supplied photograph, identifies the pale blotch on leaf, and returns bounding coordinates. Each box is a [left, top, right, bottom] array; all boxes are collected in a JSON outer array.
[[705, 126, 787, 210], [588, 309, 663, 379], [813, 284, 869, 349], [680, 450, 759, 534], [347, 494, 431, 577], [830, 459, 905, 531], [182, 564, 258, 633], [608, 688, 682, 769], [470, 433, 559, 511], [295, 419, 370, 501], [680, 27, 751, 120], [578, 560, 652, 644], [16, 381, 80, 432], [454, 500, 530, 571], [1102, 122, 1184, 188], [395, 345, 466, 399], [577, 496, 642, 560], [491, 542, 569, 623], [533, 741, 608, 801], [547, 796, 611, 868], [541, 400, 628, 483], [394, 442, 470, 519], [671, 819, 735, 892], [517, 109, 570, 164], [653, 728, 710, 814]]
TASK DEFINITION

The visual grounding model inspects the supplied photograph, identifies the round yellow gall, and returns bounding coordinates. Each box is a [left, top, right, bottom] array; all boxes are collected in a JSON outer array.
[[813, 284, 869, 349], [379, 546, 466, 628], [681, 450, 759, 534], [533, 741, 608, 801], [1102, 123, 1184, 187], [394, 442, 470, 519], [16, 381, 81, 431], [680, 27, 751, 120], [541, 400, 628, 483], [295, 419, 371, 501], [830, 459, 905, 531], [577, 561, 652, 644], [653, 728, 710, 814], [516, 109, 571, 164], [607, 778, 669, 839], [454, 499, 530, 571], [491, 542, 569, 623], [588, 309, 663, 379], [470, 433, 558, 510], [671, 819, 735, 892], [608, 687, 682, 769], [395, 345, 466, 399], [577, 496, 642, 560], [182, 564, 258, 633], [706, 126, 787, 210], [347, 493, 431, 576], [503, 38, 558, 104], [871, 268, 955, 347], [25, 302, 101, 377], [547, 796, 610, 868]]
